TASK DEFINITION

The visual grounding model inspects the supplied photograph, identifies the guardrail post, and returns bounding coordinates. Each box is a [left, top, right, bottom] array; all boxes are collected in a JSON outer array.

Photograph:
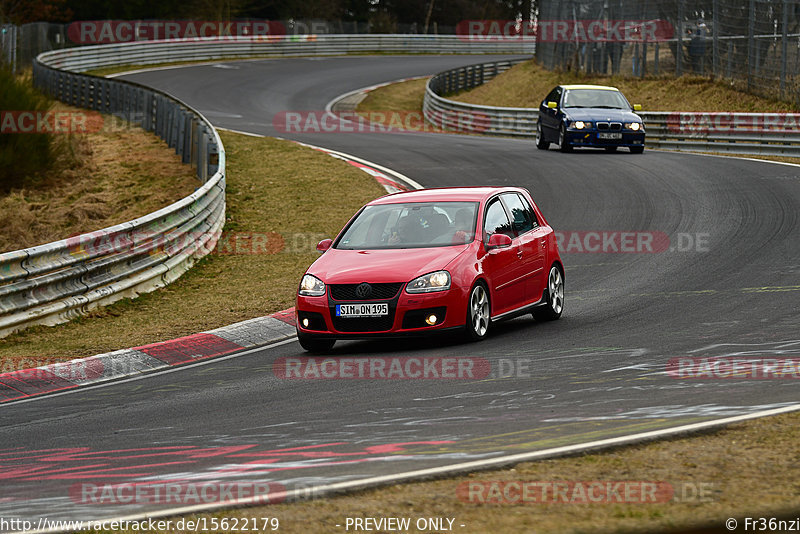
[[197, 124, 208, 181], [82, 76, 90, 109], [207, 138, 220, 179], [177, 109, 187, 161]]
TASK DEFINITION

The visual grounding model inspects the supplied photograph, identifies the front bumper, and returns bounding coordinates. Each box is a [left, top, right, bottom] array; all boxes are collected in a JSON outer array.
[[565, 130, 645, 149], [296, 286, 467, 339]]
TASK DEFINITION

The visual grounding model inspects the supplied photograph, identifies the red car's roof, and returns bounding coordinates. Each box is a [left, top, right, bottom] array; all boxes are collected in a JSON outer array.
[[369, 186, 525, 205]]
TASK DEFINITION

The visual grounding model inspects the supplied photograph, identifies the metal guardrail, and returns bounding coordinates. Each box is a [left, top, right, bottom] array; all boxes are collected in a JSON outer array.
[[423, 60, 536, 136], [424, 60, 800, 157], [43, 35, 534, 73], [0, 49, 226, 338], [636, 111, 800, 157]]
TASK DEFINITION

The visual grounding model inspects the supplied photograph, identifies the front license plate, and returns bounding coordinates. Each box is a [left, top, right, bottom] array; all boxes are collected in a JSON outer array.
[[336, 303, 389, 317], [598, 132, 622, 140]]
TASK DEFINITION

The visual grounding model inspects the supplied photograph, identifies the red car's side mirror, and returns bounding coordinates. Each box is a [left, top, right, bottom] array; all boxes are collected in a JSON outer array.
[[486, 233, 512, 250], [316, 239, 333, 252]]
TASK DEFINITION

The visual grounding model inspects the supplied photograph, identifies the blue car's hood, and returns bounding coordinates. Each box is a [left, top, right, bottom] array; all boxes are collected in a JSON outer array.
[[564, 108, 641, 122]]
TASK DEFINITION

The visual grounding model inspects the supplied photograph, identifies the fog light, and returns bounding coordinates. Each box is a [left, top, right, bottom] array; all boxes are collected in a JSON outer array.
[[302, 318, 310, 328], [425, 314, 438, 326]]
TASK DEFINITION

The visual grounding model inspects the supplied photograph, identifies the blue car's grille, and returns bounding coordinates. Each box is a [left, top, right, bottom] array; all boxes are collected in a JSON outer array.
[[597, 122, 622, 131]]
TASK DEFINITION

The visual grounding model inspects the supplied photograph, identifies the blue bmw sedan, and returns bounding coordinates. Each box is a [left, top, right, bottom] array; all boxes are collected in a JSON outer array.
[[535, 84, 645, 153]]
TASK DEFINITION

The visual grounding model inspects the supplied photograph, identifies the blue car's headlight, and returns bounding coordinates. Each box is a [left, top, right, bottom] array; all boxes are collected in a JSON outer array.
[[625, 122, 643, 131], [299, 274, 325, 296], [573, 120, 591, 129], [406, 271, 451, 293]]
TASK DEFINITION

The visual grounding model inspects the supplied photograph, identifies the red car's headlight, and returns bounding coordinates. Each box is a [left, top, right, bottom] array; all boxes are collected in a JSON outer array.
[[406, 271, 451, 293], [299, 274, 325, 296]]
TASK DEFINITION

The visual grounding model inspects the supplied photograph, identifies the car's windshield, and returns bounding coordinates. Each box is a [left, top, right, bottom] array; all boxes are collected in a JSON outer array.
[[563, 89, 629, 109], [336, 201, 479, 249]]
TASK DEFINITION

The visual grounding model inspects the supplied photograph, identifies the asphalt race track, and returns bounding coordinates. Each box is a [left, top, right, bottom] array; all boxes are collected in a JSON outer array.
[[1, 55, 799, 526]]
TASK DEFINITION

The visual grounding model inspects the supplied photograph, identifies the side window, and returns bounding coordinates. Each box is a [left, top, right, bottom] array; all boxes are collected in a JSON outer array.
[[501, 193, 536, 234], [516, 193, 539, 228], [483, 199, 513, 240], [517, 193, 541, 228]]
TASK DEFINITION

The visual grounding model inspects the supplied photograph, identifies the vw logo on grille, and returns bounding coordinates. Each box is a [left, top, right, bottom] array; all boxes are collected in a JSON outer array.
[[355, 283, 373, 299]]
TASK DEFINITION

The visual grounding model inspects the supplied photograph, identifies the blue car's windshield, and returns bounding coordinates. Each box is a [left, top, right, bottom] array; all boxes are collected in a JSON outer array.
[[563, 89, 629, 110], [336, 201, 479, 250]]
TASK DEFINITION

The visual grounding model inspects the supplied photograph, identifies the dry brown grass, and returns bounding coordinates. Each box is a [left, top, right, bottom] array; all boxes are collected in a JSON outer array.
[[0, 103, 198, 252], [450, 59, 800, 113]]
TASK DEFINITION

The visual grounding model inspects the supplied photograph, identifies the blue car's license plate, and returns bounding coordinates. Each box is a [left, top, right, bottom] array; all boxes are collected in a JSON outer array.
[[598, 132, 623, 140]]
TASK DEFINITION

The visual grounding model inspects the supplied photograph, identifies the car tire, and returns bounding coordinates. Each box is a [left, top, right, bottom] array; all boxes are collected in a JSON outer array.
[[559, 125, 572, 152], [465, 282, 491, 341], [533, 265, 564, 322], [630, 146, 644, 154], [297, 329, 336, 352], [535, 122, 550, 150]]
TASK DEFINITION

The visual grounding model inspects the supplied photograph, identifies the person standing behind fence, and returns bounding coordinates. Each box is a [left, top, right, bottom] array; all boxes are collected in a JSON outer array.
[[688, 20, 707, 74]]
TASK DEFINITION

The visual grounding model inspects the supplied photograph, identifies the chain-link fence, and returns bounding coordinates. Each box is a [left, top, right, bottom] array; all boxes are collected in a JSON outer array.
[[1, 23, 69, 73], [536, 0, 800, 105]]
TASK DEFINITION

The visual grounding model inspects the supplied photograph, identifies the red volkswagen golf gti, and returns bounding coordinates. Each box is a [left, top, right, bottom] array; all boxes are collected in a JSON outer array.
[[295, 186, 564, 351]]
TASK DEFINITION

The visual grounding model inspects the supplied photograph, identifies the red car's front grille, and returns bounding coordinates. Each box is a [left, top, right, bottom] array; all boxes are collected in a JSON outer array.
[[330, 283, 403, 301]]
